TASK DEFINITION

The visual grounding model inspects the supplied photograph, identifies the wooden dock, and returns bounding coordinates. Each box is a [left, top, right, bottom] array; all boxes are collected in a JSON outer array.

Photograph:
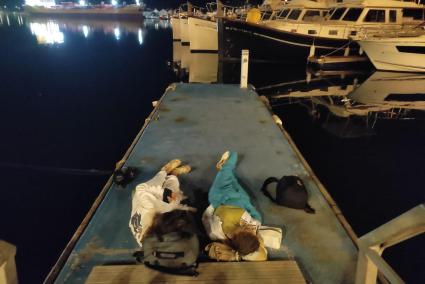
[[46, 84, 358, 283], [86, 261, 306, 284]]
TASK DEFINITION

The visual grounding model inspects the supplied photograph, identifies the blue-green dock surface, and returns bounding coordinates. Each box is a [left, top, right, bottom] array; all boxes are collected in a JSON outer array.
[[50, 83, 358, 283]]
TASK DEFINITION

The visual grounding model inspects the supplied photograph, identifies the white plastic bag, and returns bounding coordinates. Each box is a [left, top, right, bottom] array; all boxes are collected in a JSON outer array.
[[258, 226, 283, 249]]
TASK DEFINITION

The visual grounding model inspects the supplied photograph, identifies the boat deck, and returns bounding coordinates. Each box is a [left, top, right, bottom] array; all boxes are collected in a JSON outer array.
[[50, 83, 358, 283]]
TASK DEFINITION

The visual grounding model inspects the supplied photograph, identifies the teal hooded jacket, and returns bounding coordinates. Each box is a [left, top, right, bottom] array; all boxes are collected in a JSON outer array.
[[208, 151, 262, 222]]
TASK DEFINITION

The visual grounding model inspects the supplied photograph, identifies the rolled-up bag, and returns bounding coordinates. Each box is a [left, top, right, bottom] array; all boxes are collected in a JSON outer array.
[[258, 226, 283, 249]]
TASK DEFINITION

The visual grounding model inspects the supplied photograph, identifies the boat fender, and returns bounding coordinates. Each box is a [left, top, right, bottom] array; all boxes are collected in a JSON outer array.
[[246, 8, 261, 24], [272, 115, 282, 126]]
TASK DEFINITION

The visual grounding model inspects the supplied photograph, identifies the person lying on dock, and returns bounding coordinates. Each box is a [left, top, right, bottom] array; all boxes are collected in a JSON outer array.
[[129, 159, 197, 247], [202, 151, 267, 261]]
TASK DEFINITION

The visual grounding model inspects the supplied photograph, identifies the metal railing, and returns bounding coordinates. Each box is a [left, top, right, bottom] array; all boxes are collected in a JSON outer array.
[[355, 203, 425, 284]]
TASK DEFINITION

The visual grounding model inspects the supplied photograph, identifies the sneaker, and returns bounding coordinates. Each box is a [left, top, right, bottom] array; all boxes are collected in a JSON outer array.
[[161, 159, 181, 174], [170, 165, 191, 176], [216, 151, 230, 170]]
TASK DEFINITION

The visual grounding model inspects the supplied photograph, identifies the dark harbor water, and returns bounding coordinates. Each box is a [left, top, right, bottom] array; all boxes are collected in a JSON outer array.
[[1, 12, 424, 283], [0, 13, 175, 283]]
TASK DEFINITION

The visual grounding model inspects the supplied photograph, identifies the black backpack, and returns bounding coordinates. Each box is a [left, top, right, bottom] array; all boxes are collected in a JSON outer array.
[[113, 166, 138, 187], [261, 175, 315, 214], [134, 231, 200, 276]]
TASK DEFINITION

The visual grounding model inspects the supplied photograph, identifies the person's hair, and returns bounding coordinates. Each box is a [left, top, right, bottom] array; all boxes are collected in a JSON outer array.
[[146, 210, 196, 241], [230, 230, 260, 256]]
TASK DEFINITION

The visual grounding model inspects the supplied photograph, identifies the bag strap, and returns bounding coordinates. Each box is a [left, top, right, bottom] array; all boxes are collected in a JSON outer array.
[[261, 177, 279, 202], [153, 251, 185, 259]]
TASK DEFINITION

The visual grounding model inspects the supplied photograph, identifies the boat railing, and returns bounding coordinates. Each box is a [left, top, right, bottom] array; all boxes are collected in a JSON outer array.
[[216, 4, 250, 20], [206, 2, 216, 13], [355, 203, 425, 284], [353, 24, 425, 39]]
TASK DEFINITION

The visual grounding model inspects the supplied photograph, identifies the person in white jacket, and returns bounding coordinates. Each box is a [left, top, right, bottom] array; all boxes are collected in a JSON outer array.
[[129, 159, 196, 246]]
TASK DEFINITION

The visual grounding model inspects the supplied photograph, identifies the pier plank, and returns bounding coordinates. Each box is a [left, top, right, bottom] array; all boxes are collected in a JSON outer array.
[[86, 261, 306, 284]]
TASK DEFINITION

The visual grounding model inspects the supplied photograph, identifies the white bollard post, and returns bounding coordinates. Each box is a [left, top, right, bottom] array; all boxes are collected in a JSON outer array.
[[240, 49, 249, 88], [0, 240, 18, 284]]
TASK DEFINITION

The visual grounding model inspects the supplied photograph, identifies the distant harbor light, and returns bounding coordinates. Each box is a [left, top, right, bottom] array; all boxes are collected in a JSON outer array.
[[25, 0, 56, 8], [114, 27, 120, 40]]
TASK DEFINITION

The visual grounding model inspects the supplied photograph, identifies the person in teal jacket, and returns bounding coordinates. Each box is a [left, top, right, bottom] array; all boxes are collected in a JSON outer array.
[[208, 151, 262, 222], [203, 151, 265, 259]]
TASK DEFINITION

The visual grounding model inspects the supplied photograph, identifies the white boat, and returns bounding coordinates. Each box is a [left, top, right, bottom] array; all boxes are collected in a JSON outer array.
[[188, 16, 218, 52], [142, 9, 159, 19], [171, 15, 180, 41], [186, 2, 276, 53], [180, 44, 191, 69], [220, 0, 425, 61], [357, 33, 425, 72], [158, 9, 170, 20], [179, 14, 189, 45]]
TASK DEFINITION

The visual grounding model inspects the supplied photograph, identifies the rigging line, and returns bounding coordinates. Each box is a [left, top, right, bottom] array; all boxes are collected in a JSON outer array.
[[257, 76, 336, 91], [0, 162, 112, 176], [322, 39, 353, 57]]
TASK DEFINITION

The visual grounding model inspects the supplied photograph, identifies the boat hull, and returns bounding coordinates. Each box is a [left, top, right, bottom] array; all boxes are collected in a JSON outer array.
[[218, 18, 358, 63], [171, 17, 180, 41], [358, 37, 425, 72], [179, 17, 189, 45], [188, 16, 217, 52], [24, 5, 143, 20]]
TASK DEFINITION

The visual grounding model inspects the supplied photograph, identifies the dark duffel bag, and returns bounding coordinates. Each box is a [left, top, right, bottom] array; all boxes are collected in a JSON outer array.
[[261, 175, 315, 214]]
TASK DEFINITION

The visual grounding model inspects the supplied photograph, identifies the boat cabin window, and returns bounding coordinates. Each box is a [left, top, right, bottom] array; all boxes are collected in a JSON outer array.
[[262, 11, 273, 20], [389, 10, 397, 23], [278, 8, 290, 19], [326, 8, 335, 19], [396, 46, 425, 54], [303, 10, 321, 21], [330, 8, 347, 20], [342, 8, 363, 21], [402, 8, 425, 21], [363, 9, 385, 22], [288, 9, 302, 20]]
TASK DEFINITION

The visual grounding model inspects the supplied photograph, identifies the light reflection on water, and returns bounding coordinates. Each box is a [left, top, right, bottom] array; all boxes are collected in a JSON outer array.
[[170, 45, 425, 159], [0, 13, 175, 283], [171, 41, 425, 133], [0, 12, 24, 26], [29, 21, 65, 44], [0, 12, 170, 46]]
